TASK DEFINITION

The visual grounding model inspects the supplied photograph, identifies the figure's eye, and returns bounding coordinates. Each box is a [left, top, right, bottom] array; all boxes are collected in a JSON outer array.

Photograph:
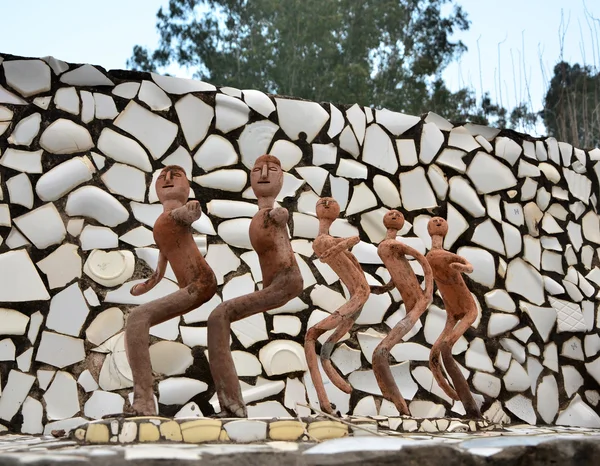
[[158, 174, 165, 180], [269, 166, 278, 171], [253, 167, 261, 172], [173, 172, 182, 177]]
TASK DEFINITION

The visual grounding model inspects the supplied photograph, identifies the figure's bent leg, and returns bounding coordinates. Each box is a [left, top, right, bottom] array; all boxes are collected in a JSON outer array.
[[208, 269, 302, 417], [429, 315, 459, 401], [125, 283, 213, 415], [372, 298, 429, 415], [442, 311, 481, 418]]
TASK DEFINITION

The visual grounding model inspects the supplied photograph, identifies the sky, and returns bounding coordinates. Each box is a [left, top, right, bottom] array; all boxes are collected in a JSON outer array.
[[1, 0, 599, 136]]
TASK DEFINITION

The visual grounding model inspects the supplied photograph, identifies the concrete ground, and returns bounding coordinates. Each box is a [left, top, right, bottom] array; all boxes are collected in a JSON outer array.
[[0, 425, 599, 465]]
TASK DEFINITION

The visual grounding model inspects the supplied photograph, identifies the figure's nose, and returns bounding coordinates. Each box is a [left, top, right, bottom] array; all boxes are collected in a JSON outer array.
[[165, 171, 173, 182], [261, 164, 268, 180]]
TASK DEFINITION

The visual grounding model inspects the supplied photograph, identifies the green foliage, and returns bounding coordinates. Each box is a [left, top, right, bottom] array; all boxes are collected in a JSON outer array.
[[542, 61, 600, 149]]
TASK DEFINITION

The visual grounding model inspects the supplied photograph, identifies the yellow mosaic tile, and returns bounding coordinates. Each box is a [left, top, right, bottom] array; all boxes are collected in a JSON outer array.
[[269, 420, 305, 441], [160, 421, 183, 441], [85, 423, 110, 444], [219, 429, 230, 442], [139, 423, 160, 442], [181, 419, 222, 443], [307, 421, 348, 440]]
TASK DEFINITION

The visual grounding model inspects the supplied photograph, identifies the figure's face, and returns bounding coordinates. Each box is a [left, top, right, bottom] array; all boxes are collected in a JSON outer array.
[[316, 197, 340, 221], [251, 159, 283, 199], [383, 210, 405, 230], [428, 216, 448, 237], [156, 167, 189, 204]]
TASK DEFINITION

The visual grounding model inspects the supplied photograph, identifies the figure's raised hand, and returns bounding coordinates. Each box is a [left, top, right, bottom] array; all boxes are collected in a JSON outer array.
[[130, 283, 148, 296], [186, 200, 202, 220], [269, 206, 289, 224], [450, 261, 473, 274]]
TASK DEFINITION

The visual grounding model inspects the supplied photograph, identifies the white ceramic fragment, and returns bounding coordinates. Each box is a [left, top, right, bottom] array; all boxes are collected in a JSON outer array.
[[39, 119, 93, 154], [92, 93, 118, 119], [239, 120, 279, 169], [399, 167, 437, 211], [465, 338, 494, 372], [448, 176, 485, 217], [138, 80, 171, 110], [437, 148, 467, 173], [60, 64, 113, 86], [151, 72, 215, 94], [14, 203, 66, 249], [83, 391, 124, 419], [97, 128, 152, 171], [467, 152, 517, 194], [43, 372, 79, 420], [346, 182, 377, 216], [362, 124, 398, 174], [471, 219, 504, 254], [295, 166, 328, 195], [550, 297, 587, 333], [36, 243, 82, 289], [35, 156, 95, 201], [0, 148, 43, 173], [101, 163, 146, 201], [0, 370, 35, 422], [373, 175, 401, 208], [456, 246, 495, 288], [269, 139, 302, 170], [3, 59, 51, 96], [194, 169, 247, 192], [505, 394, 536, 425], [80, 90, 94, 122], [488, 313, 519, 337], [0, 309, 29, 335], [505, 258, 545, 305], [375, 108, 420, 135], [216, 93, 249, 133], [112, 82, 140, 99], [276, 98, 328, 142], [495, 137, 522, 165], [21, 397, 43, 434], [242, 89, 275, 117], [158, 377, 208, 405], [8, 112, 41, 146], [556, 394, 600, 428], [272, 315, 302, 337], [0, 85, 27, 105], [149, 341, 193, 376], [66, 186, 129, 227], [7, 173, 34, 208], [83, 250, 135, 287], [80, 225, 118, 251], [218, 218, 252, 249], [519, 302, 556, 342]]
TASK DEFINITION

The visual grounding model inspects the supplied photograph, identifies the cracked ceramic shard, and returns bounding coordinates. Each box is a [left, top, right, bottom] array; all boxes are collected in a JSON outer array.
[[83, 391, 124, 420], [465, 337, 494, 372], [375, 108, 420, 135], [448, 176, 485, 217], [97, 128, 152, 171], [495, 137, 522, 165], [582, 211, 600, 244], [0, 105, 13, 121], [272, 315, 302, 337], [151, 72, 215, 94], [35, 156, 95, 202], [349, 362, 418, 399], [84, 250, 135, 287], [362, 124, 398, 174], [0, 371, 35, 422], [239, 120, 279, 169], [80, 226, 118, 251], [505, 258, 545, 305], [93, 93, 118, 119], [275, 98, 328, 142], [7, 173, 33, 208], [437, 148, 467, 173], [295, 166, 328, 195], [216, 93, 249, 133], [0, 309, 29, 336], [44, 372, 79, 421], [485, 290, 515, 313], [38, 370, 56, 391], [35, 331, 85, 368], [113, 81, 140, 99], [193, 135, 238, 172], [502, 360, 530, 392], [138, 80, 171, 110], [563, 366, 584, 397], [206, 199, 258, 219], [41, 56, 68, 75], [21, 397, 43, 434], [550, 297, 588, 333], [448, 126, 480, 152], [242, 89, 275, 117], [0, 148, 43, 173], [346, 104, 366, 144], [60, 64, 113, 86], [427, 164, 448, 200], [115, 101, 178, 159], [472, 372, 501, 397], [36, 243, 82, 289], [172, 95, 213, 153], [312, 143, 337, 166], [258, 340, 307, 376], [454, 247, 495, 288], [46, 283, 89, 337], [66, 186, 129, 227], [80, 90, 94, 123], [443, 203, 467, 249], [158, 377, 208, 406], [488, 313, 519, 337], [149, 341, 193, 376], [0, 338, 16, 360], [216, 218, 253, 250], [466, 152, 517, 194], [346, 183, 377, 216], [399, 167, 437, 211], [86, 308, 124, 346], [38, 119, 94, 154], [361, 208, 391, 243], [471, 219, 504, 254], [7, 112, 41, 146], [3, 59, 51, 96], [0, 85, 27, 104], [101, 163, 146, 201], [372, 174, 401, 208], [339, 125, 360, 157], [556, 394, 600, 428], [14, 203, 65, 249], [269, 140, 302, 171]]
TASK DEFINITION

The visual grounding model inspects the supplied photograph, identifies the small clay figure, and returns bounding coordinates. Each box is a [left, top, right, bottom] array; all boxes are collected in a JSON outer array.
[[207, 155, 303, 417], [425, 216, 481, 418], [124, 165, 217, 416], [370, 210, 434, 415], [306, 197, 370, 414]]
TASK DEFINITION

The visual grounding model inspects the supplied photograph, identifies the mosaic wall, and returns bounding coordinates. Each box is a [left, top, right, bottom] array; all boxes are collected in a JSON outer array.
[[0, 53, 600, 436]]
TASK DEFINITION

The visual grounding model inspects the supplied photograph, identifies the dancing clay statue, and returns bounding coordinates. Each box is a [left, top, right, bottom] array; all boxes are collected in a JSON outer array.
[[124, 165, 217, 416], [207, 155, 303, 417], [306, 197, 370, 414], [370, 210, 434, 415], [426, 216, 481, 418]]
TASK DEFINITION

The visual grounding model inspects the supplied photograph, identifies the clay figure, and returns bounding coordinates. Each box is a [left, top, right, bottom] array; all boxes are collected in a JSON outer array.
[[207, 155, 303, 417], [124, 165, 217, 416], [425, 216, 481, 418], [306, 197, 370, 414], [370, 210, 434, 415]]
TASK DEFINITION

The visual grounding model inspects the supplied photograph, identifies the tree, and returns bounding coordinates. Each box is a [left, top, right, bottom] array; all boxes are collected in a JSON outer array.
[[129, 0, 474, 118], [542, 61, 600, 149]]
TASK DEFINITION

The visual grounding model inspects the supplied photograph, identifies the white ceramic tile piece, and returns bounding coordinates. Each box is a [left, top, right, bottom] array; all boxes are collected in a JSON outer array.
[[362, 124, 398, 174], [272, 315, 302, 337], [194, 169, 247, 192], [242, 89, 275, 117], [21, 397, 43, 434], [276, 98, 328, 142], [484, 289, 515, 313], [399, 167, 437, 211], [112, 81, 140, 99], [267, 140, 302, 171], [26, 311, 43, 346], [7, 112, 41, 146], [5, 227, 30, 249], [585, 334, 600, 358], [505, 394, 536, 425], [561, 336, 584, 361], [330, 343, 362, 376], [542, 342, 559, 372], [505, 258, 545, 305], [66, 186, 129, 227], [13, 203, 65, 249], [348, 362, 417, 400], [157, 377, 207, 405], [412, 366, 454, 404], [218, 218, 252, 249], [465, 338, 494, 372], [556, 394, 600, 428], [519, 302, 556, 342], [3, 59, 51, 96], [371, 174, 401, 208], [448, 176, 485, 217], [550, 297, 587, 333], [563, 168, 591, 203], [119, 226, 154, 248], [115, 101, 178, 159], [39, 118, 94, 154], [376, 108, 420, 135], [151, 72, 215, 93], [295, 166, 328, 195], [467, 152, 517, 194], [0, 148, 43, 173], [85, 307, 124, 346], [138, 80, 171, 110], [0, 204, 9, 226], [488, 313, 519, 337], [437, 148, 467, 173], [83, 390, 124, 420], [60, 64, 113, 86], [224, 420, 267, 442], [237, 121, 279, 171], [495, 137, 522, 165], [494, 349, 512, 371], [521, 178, 538, 201], [0, 105, 13, 120], [174, 402, 204, 418], [456, 246, 495, 288], [80, 90, 94, 123], [471, 219, 504, 254], [535, 374, 559, 424], [43, 371, 79, 420], [149, 341, 193, 376], [101, 163, 146, 202], [562, 365, 584, 398], [541, 250, 564, 274], [7, 173, 33, 208], [0, 309, 29, 336], [215, 93, 249, 133], [311, 143, 336, 166], [472, 372, 501, 397], [0, 338, 15, 361], [36, 156, 95, 202], [36, 243, 82, 289], [79, 225, 118, 251], [449, 126, 480, 152], [361, 207, 393, 243], [346, 182, 378, 216], [523, 235, 541, 270], [502, 360, 530, 392], [77, 370, 99, 392], [97, 128, 152, 172], [419, 122, 444, 164], [346, 104, 366, 144], [93, 93, 118, 119], [0, 370, 35, 422]]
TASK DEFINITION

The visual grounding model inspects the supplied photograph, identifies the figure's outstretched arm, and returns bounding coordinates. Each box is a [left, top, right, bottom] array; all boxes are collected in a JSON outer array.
[[446, 253, 473, 274], [401, 244, 434, 300], [319, 236, 360, 262], [370, 280, 395, 295], [130, 252, 167, 296], [269, 206, 289, 225], [171, 200, 202, 225]]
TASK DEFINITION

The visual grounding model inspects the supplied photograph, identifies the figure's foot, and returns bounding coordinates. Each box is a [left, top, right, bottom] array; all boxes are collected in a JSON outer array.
[[220, 402, 246, 418], [127, 399, 158, 417], [322, 360, 352, 394]]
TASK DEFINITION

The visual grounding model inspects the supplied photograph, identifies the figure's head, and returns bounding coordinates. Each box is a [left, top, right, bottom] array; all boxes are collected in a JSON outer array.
[[427, 216, 448, 238], [156, 165, 189, 205], [383, 210, 405, 231], [251, 154, 283, 199], [316, 197, 340, 222]]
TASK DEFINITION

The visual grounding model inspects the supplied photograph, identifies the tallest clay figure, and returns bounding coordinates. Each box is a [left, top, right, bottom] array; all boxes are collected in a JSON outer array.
[[208, 154, 303, 417]]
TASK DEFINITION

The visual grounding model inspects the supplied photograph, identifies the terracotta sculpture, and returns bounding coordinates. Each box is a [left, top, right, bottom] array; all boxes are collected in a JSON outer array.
[[425, 216, 481, 418], [124, 165, 217, 416], [370, 210, 434, 415], [207, 155, 303, 417], [306, 197, 370, 414]]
